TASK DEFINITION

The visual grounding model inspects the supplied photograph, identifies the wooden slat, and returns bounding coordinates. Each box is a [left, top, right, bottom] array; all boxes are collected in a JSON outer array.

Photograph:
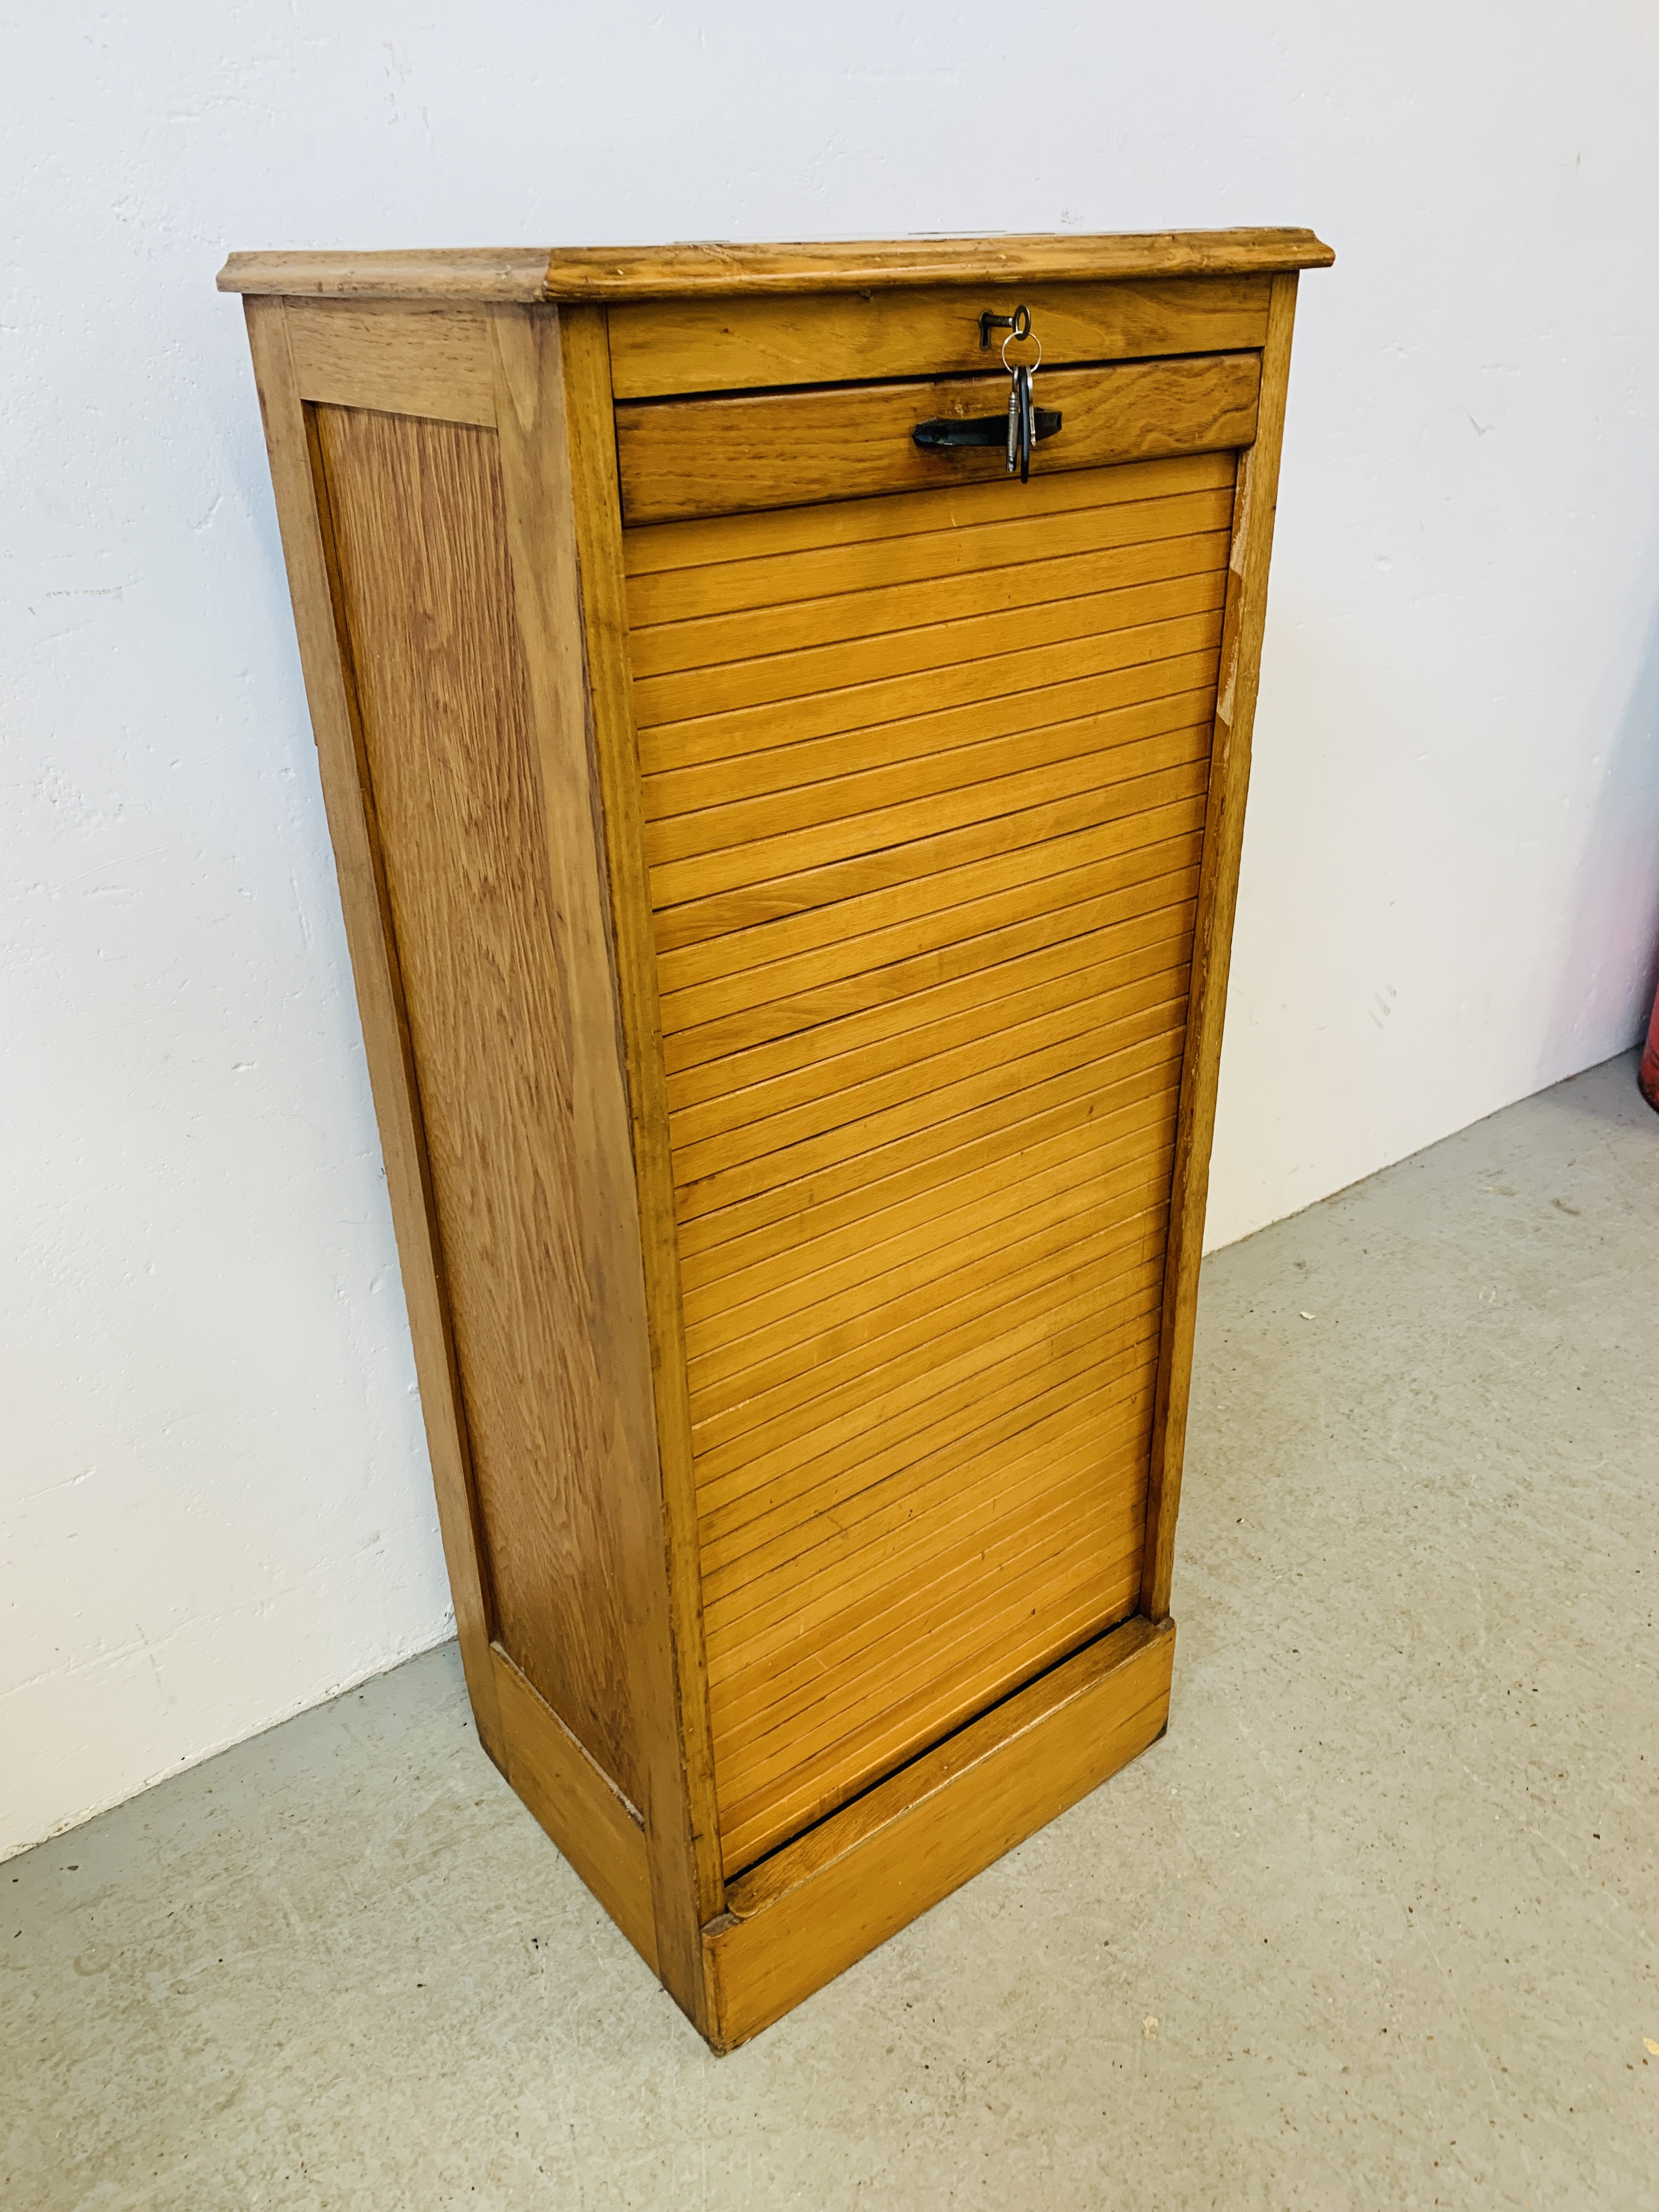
[[675, 970, 1190, 1220], [704, 1378, 1156, 1661], [639, 611, 1224, 786], [661, 823, 1202, 1049], [667, 894, 1193, 1126], [708, 1412, 1148, 1684], [713, 1480, 1147, 1769], [699, 1294, 1163, 1576], [629, 517, 1232, 680], [690, 1184, 1166, 1452], [644, 680, 1215, 884], [669, 919, 1191, 1169], [668, 863, 1199, 1083], [284, 301, 496, 425], [656, 760, 1210, 962], [713, 1515, 1146, 1829], [627, 448, 1236, 579], [678, 1015, 1189, 1285], [651, 713, 1211, 917], [693, 1251, 1166, 1520], [689, 1223, 1166, 1497], [684, 1099, 1178, 1368], [631, 447, 1228, 1887], [608, 276, 1271, 400], [702, 1341, 1159, 1612], [716, 1541, 1149, 1872], [617, 353, 1260, 524], [628, 475, 1235, 630], [642, 645, 1218, 835], [687, 1134, 1176, 1412], [635, 562, 1227, 732]]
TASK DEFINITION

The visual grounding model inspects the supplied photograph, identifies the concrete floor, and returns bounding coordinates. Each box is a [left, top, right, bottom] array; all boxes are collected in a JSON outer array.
[[7, 1051, 1658, 2210]]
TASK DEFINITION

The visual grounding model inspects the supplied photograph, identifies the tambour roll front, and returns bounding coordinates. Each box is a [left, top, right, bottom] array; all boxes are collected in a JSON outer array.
[[220, 227, 1333, 2049]]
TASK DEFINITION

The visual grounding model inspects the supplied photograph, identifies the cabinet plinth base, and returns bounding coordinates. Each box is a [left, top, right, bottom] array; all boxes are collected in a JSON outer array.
[[702, 1612, 1175, 2050]]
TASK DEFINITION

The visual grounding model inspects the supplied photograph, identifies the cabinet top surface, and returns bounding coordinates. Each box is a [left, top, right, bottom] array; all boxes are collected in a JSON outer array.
[[216, 228, 1334, 303]]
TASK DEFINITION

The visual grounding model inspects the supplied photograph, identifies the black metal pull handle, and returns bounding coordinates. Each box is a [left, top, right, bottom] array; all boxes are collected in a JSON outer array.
[[912, 408, 1063, 450], [913, 303, 1056, 481]]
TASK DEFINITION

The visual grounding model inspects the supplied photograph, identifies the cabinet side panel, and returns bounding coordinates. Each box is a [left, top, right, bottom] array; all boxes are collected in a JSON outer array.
[[241, 300, 503, 1764], [313, 402, 640, 1801]]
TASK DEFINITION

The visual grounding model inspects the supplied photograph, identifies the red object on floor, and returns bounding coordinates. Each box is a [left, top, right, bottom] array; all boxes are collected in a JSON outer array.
[[1642, 981, 1659, 1112]]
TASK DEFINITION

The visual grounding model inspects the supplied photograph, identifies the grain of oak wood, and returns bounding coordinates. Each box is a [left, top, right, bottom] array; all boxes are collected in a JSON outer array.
[[229, 232, 1327, 2039], [626, 520, 1234, 687], [646, 713, 1217, 915], [713, 1510, 1150, 1848], [687, 1200, 1170, 1467], [239, 301, 506, 1770], [713, 1483, 1150, 1765], [652, 759, 1214, 964], [313, 400, 645, 1801], [712, 1524, 1155, 1875], [685, 1130, 1180, 1412], [634, 610, 1228, 782], [692, 1242, 1170, 1561], [631, 575, 1228, 757], [698, 1306, 1165, 1578], [688, 1237, 1170, 1513], [666, 941, 1197, 1189], [663, 864, 1201, 1084]]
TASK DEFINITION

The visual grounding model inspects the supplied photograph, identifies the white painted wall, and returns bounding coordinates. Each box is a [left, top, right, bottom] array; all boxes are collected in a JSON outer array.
[[5, 2, 1658, 1860]]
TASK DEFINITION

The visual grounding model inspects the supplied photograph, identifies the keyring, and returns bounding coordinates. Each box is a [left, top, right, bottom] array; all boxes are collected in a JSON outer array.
[[1002, 329, 1042, 374]]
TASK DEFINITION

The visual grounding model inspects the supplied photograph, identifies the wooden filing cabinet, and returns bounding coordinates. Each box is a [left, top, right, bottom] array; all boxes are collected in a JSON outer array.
[[219, 227, 1332, 2048]]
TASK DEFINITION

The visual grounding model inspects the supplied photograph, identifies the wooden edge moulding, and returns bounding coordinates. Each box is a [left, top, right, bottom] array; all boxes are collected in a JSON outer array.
[[223, 227, 1330, 2050]]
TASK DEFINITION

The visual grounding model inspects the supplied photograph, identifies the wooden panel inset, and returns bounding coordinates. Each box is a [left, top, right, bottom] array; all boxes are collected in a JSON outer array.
[[286, 302, 496, 425], [617, 352, 1261, 524], [315, 402, 641, 1801], [609, 276, 1271, 399], [626, 454, 1234, 1875]]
